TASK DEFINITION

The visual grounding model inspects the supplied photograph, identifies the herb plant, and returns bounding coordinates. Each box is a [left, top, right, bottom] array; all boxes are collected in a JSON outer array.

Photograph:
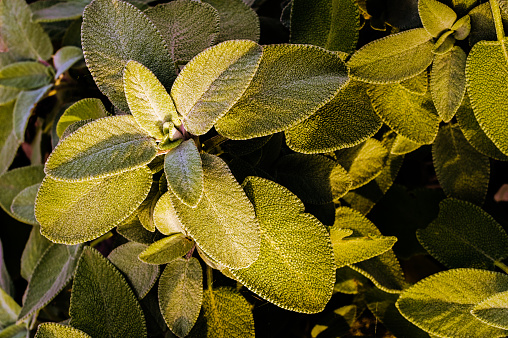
[[0, 0, 508, 337]]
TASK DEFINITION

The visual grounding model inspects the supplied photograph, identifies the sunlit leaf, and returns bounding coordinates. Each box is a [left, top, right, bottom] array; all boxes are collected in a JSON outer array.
[[153, 192, 186, 236], [400, 71, 428, 95], [330, 163, 353, 202], [53, 46, 84, 79], [35, 166, 152, 244], [472, 290, 508, 330], [34, 323, 91, 338], [216, 44, 348, 139], [20, 225, 51, 281], [391, 134, 422, 155], [139, 233, 194, 265], [158, 257, 202, 338], [396, 268, 508, 337], [0, 62, 52, 89], [56, 98, 107, 138], [10, 183, 39, 225], [230, 176, 335, 313], [70, 246, 147, 338], [45, 115, 157, 181], [418, 0, 457, 37]]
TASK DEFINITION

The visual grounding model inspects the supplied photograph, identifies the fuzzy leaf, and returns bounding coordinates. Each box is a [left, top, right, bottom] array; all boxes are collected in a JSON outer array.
[[144, 1, 219, 63], [139, 233, 194, 265], [171, 40, 262, 135], [10, 183, 39, 225], [400, 70, 428, 95], [0, 288, 20, 327], [336, 139, 388, 189], [0, 62, 52, 89], [18, 244, 83, 321], [35, 323, 91, 338], [452, 14, 471, 40], [153, 192, 185, 236], [20, 225, 51, 281], [169, 153, 261, 269], [430, 46, 466, 122], [417, 198, 508, 270], [285, 80, 382, 154], [472, 290, 508, 330], [330, 163, 353, 202], [45, 115, 157, 181], [466, 39, 508, 155], [0, 102, 20, 175], [158, 257, 203, 337], [56, 98, 107, 138], [124, 60, 180, 139], [391, 134, 422, 155], [81, 0, 175, 112], [456, 95, 508, 161], [70, 247, 147, 338], [164, 139, 203, 207], [53, 46, 84, 79], [0, 323, 26, 337], [13, 85, 52, 141], [117, 213, 160, 244], [35, 166, 152, 244], [432, 123, 489, 204], [290, 0, 360, 53], [275, 154, 335, 204], [368, 84, 440, 144], [202, 0, 259, 43], [230, 176, 335, 313], [0, 239, 13, 298], [108, 242, 159, 299], [215, 44, 348, 139], [31, 0, 90, 23], [347, 28, 434, 84], [189, 287, 254, 338], [0, 0, 53, 60], [0, 165, 45, 218], [396, 268, 508, 337], [418, 0, 457, 37]]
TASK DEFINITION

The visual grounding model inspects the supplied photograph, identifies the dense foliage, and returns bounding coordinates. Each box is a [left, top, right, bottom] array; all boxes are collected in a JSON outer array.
[[0, 0, 508, 336]]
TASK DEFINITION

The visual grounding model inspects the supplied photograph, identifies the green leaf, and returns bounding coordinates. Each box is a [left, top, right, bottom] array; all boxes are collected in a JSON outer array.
[[153, 192, 186, 236], [215, 44, 348, 139], [189, 287, 254, 338], [456, 95, 508, 161], [347, 28, 434, 84], [20, 225, 51, 281], [108, 242, 159, 299], [472, 290, 508, 330], [144, 1, 219, 63], [0, 0, 53, 60], [0, 288, 20, 327], [0, 165, 45, 218], [330, 163, 353, 202], [53, 46, 83, 79], [466, 39, 508, 156], [0, 87, 21, 106], [452, 14, 471, 40], [432, 123, 489, 204], [35, 166, 152, 244], [201, 0, 259, 43], [391, 134, 422, 155], [81, 0, 175, 112], [285, 80, 382, 154], [10, 183, 39, 225], [230, 176, 335, 313], [45, 115, 157, 181], [18, 244, 83, 321], [368, 83, 440, 144], [468, 2, 498, 47], [169, 153, 261, 269], [164, 139, 203, 207], [0, 323, 26, 338], [139, 233, 194, 265], [275, 154, 335, 204], [70, 246, 147, 338], [35, 323, 92, 338], [330, 207, 397, 268], [158, 257, 202, 338], [55, 98, 107, 138], [123, 60, 180, 139], [400, 71, 429, 95], [0, 102, 20, 175], [432, 29, 456, 54], [396, 268, 508, 337], [336, 138, 388, 189], [136, 181, 160, 232], [430, 46, 466, 122], [0, 62, 52, 89], [418, 0, 457, 37], [417, 198, 508, 270], [0, 239, 13, 298], [117, 212, 160, 244], [14, 85, 52, 141], [171, 40, 262, 136], [290, 0, 360, 53]]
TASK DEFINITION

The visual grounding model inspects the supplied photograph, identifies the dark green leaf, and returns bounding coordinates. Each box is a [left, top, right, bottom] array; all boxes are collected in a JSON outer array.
[[0, 102, 20, 175], [139, 233, 194, 265], [31, 0, 90, 22], [117, 212, 160, 244], [20, 225, 51, 281], [418, 0, 457, 37], [55, 98, 107, 138], [472, 290, 508, 330], [34, 323, 91, 338], [0, 239, 14, 298], [0, 62, 52, 89], [70, 246, 147, 338]]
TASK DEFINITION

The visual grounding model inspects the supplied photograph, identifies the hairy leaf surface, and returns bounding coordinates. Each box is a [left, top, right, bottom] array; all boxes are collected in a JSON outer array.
[[153, 192, 185, 235], [31, 0, 90, 23], [14, 85, 52, 141], [0, 102, 19, 175], [418, 0, 457, 37], [20, 225, 51, 281], [472, 290, 508, 330], [139, 233, 194, 265], [0, 62, 52, 89], [56, 98, 107, 138], [53, 46, 84, 79], [0, 288, 20, 328], [34, 323, 92, 338], [10, 183, 39, 225]]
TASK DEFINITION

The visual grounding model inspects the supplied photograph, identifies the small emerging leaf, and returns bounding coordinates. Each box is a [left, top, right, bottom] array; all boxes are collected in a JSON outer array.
[[418, 0, 457, 37]]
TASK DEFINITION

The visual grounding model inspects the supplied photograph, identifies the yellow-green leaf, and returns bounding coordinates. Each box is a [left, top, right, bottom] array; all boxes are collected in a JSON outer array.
[[472, 290, 508, 330], [45, 115, 157, 181], [330, 163, 353, 202], [10, 183, 39, 225], [56, 98, 107, 138], [171, 40, 262, 135], [139, 233, 194, 265], [35, 323, 91, 338], [35, 166, 152, 244], [0, 288, 20, 328], [391, 134, 422, 155], [53, 46, 84, 79], [215, 44, 348, 139], [0, 62, 52, 89], [418, 0, 457, 37], [153, 192, 185, 236], [230, 176, 335, 313]]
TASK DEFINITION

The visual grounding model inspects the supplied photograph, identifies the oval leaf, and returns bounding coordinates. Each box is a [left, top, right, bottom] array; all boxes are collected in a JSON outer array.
[[35, 166, 152, 244], [45, 115, 157, 181], [10, 183, 40, 225], [418, 0, 457, 37], [153, 192, 186, 235], [56, 98, 107, 138], [139, 233, 194, 265], [472, 290, 508, 330], [35, 323, 91, 338], [0, 62, 52, 89], [53, 46, 84, 79]]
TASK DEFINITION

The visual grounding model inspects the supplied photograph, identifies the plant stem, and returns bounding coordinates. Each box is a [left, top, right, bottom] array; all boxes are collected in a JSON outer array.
[[206, 265, 214, 291], [495, 261, 508, 274], [490, 0, 508, 61]]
